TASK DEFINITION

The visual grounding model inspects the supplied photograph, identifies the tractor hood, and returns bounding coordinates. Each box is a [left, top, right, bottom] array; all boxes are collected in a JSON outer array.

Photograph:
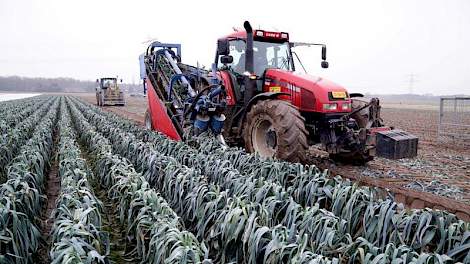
[[264, 69, 351, 112], [265, 69, 348, 95]]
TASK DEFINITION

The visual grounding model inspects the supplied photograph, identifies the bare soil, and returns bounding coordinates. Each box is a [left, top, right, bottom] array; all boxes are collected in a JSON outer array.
[[38, 135, 60, 264], [76, 93, 470, 219]]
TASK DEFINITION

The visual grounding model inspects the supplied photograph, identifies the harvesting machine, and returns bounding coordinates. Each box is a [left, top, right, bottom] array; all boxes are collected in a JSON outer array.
[[140, 21, 417, 164]]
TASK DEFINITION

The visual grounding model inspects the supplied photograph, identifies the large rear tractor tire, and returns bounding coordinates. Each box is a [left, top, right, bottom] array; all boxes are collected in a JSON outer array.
[[144, 109, 153, 130], [243, 99, 308, 163]]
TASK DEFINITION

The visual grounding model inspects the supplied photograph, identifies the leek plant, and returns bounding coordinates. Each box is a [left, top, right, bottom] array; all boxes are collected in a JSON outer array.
[[0, 97, 59, 263], [49, 99, 108, 263]]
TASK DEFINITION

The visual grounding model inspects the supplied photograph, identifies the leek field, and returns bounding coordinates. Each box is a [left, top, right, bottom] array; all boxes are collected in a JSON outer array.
[[0, 95, 469, 264]]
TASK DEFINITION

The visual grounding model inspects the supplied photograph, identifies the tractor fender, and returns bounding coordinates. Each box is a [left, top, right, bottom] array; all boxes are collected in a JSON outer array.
[[235, 92, 290, 137], [350, 93, 364, 98], [246, 92, 290, 112]]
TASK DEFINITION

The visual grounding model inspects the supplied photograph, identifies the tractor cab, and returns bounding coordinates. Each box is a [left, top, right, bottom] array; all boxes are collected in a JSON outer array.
[[215, 30, 296, 104], [100, 78, 118, 89], [217, 31, 294, 76]]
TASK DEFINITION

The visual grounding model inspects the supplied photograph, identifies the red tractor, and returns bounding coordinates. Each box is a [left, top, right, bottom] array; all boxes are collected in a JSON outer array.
[[141, 21, 417, 164]]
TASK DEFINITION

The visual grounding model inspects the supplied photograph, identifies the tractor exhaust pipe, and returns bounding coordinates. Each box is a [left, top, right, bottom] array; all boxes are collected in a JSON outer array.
[[244, 21, 256, 106], [244, 21, 254, 73]]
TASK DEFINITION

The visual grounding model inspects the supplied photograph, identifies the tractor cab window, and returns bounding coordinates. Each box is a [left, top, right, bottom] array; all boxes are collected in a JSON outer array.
[[261, 41, 292, 73], [226, 40, 246, 74], [221, 40, 293, 76], [101, 79, 116, 88]]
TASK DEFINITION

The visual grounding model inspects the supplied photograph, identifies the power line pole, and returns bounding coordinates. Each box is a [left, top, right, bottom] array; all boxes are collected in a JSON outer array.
[[405, 73, 418, 94]]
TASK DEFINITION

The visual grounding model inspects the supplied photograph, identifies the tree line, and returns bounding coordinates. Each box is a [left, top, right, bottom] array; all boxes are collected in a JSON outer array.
[[0, 76, 142, 93]]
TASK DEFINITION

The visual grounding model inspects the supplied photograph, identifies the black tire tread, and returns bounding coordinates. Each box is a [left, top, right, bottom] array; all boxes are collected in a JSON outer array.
[[244, 99, 308, 163]]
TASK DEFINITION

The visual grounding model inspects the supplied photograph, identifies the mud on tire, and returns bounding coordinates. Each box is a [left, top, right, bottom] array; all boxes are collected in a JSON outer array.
[[243, 99, 308, 163]]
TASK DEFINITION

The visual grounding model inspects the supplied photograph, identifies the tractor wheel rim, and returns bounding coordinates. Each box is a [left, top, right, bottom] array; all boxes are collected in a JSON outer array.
[[252, 119, 277, 158], [266, 129, 277, 149]]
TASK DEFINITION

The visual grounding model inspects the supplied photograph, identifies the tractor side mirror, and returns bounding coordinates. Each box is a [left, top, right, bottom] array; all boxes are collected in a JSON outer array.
[[220, 55, 233, 64], [321, 46, 328, 68], [96, 79, 99, 83], [120, 79, 123, 83], [217, 39, 230, 56]]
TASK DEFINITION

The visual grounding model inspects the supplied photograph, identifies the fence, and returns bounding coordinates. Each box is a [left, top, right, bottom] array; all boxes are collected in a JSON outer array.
[[438, 97, 470, 142]]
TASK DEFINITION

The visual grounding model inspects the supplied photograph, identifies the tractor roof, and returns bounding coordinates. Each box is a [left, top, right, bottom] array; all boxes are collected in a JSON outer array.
[[220, 30, 289, 42], [221, 30, 247, 40]]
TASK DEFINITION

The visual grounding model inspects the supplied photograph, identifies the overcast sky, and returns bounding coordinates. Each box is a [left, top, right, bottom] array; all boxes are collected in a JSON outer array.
[[1, 0, 469, 95]]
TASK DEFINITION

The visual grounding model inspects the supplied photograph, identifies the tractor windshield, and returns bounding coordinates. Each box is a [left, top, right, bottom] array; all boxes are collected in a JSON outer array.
[[254, 41, 292, 75], [101, 79, 117, 88], [228, 40, 293, 76]]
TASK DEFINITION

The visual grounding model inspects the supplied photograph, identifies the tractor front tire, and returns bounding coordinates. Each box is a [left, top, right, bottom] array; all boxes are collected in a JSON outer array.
[[99, 93, 104, 107], [243, 99, 308, 163], [144, 109, 153, 130]]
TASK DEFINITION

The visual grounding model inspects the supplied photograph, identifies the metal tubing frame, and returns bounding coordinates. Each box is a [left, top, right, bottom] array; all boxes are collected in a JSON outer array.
[[438, 97, 470, 141]]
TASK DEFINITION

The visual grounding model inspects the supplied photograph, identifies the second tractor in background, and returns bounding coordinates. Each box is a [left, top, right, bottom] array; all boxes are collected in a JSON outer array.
[[95, 77, 126, 106]]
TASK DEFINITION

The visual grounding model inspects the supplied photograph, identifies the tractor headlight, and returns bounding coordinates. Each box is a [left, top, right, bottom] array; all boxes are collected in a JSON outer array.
[[323, 103, 337, 110], [342, 103, 351, 110]]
